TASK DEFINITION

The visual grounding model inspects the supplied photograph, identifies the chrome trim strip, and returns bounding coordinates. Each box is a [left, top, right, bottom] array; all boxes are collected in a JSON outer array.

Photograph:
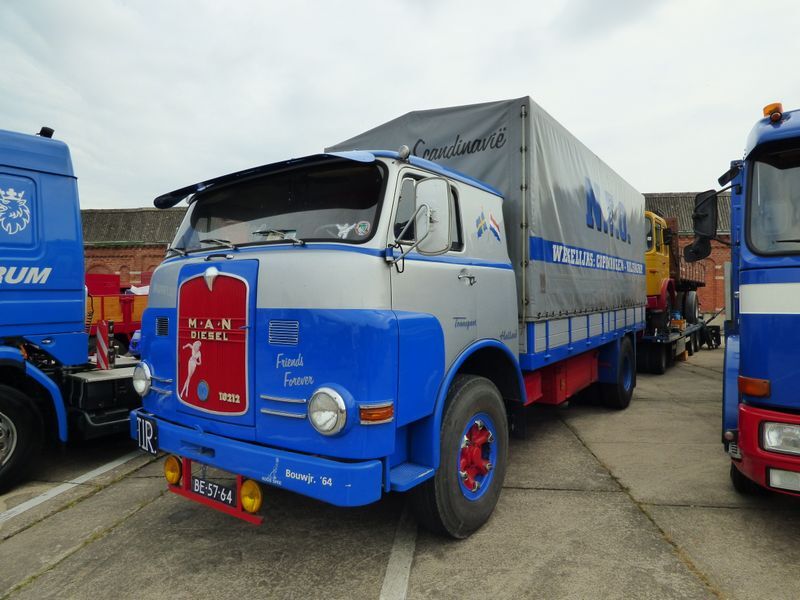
[[360, 417, 394, 426], [260, 394, 307, 404], [151, 375, 173, 383], [150, 386, 172, 396], [260, 408, 306, 419]]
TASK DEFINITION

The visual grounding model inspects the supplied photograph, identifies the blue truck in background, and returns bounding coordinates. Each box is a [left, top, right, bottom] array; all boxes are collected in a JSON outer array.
[[686, 102, 800, 495], [0, 127, 139, 491]]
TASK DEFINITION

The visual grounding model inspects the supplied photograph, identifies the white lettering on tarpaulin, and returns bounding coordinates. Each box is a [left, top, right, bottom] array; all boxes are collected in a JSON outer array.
[[0, 266, 52, 285], [549, 244, 643, 275], [285, 468, 315, 485], [0, 188, 31, 235]]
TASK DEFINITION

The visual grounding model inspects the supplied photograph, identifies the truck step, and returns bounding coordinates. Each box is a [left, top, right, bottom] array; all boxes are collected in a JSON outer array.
[[389, 463, 435, 492]]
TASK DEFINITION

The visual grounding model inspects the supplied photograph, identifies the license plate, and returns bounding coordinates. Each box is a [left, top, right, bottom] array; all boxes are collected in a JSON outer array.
[[136, 414, 158, 455], [191, 476, 236, 507]]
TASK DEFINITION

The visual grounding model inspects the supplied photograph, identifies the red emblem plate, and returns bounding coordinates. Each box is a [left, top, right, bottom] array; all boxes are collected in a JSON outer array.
[[177, 270, 248, 415]]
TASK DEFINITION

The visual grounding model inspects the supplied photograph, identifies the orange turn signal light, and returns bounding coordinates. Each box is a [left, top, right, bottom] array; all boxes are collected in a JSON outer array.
[[738, 375, 770, 398], [763, 102, 783, 122], [359, 403, 394, 424], [164, 455, 182, 485]]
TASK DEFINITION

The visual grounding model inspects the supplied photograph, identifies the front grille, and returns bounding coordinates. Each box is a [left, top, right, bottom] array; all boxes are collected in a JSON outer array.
[[155, 316, 169, 336], [269, 320, 299, 346]]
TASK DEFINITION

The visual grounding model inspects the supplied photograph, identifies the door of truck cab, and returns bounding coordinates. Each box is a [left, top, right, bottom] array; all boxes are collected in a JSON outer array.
[[388, 171, 478, 366]]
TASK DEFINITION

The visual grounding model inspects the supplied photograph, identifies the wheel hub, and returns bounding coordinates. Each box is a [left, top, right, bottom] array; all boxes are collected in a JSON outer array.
[[0, 411, 18, 467], [459, 419, 494, 494]]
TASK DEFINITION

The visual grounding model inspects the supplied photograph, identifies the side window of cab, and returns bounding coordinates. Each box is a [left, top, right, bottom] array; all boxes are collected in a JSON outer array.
[[393, 175, 463, 252]]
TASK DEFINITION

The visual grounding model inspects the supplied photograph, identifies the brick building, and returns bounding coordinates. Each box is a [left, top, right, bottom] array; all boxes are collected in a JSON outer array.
[[82, 208, 185, 287], [82, 193, 732, 313]]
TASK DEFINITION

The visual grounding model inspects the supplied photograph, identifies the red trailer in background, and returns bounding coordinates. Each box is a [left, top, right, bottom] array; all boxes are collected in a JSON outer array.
[[85, 273, 149, 354]]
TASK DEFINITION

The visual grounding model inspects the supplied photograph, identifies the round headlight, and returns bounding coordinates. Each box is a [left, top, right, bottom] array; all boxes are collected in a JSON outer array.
[[308, 387, 347, 436], [132, 362, 152, 397]]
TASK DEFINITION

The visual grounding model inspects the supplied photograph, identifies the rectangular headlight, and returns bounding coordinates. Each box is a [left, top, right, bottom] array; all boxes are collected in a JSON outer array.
[[769, 469, 800, 492], [762, 422, 800, 456]]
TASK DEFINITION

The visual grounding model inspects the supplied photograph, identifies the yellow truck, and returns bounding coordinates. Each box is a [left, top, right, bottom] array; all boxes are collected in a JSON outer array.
[[640, 211, 708, 373]]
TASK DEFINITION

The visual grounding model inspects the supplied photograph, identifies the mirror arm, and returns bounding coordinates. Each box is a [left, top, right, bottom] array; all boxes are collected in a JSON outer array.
[[386, 204, 430, 265]]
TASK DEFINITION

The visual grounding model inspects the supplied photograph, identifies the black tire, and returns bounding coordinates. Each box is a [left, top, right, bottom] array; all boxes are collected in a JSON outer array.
[[684, 291, 699, 324], [601, 337, 635, 409], [730, 462, 764, 495], [0, 385, 41, 492], [409, 375, 508, 539]]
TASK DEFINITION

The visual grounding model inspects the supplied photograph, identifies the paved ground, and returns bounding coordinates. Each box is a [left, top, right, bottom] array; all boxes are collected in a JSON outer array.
[[1, 347, 799, 600]]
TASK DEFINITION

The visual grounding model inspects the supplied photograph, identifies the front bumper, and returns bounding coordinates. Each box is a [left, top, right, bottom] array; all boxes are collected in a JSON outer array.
[[735, 403, 800, 496], [130, 409, 383, 506]]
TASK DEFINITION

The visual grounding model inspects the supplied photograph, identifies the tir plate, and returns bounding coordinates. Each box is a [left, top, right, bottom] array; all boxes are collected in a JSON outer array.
[[136, 414, 158, 456]]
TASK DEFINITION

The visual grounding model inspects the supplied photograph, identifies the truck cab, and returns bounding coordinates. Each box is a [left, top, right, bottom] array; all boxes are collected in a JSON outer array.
[[0, 128, 138, 491], [132, 151, 520, 535], [686, 102, 800, 495]]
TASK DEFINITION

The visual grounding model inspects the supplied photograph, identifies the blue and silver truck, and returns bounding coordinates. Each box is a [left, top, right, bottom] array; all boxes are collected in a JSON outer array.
[[686, 102, 800, 496], [0, 127, 139, 491], [130, 97, 646, 537]]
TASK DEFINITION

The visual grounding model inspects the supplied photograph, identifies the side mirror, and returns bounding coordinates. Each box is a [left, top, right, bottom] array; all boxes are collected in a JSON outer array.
[[415, 178, 452, 255], [684, 189, 718, 262], [693, 189, 718, 239], [663, 228, 673, 246]]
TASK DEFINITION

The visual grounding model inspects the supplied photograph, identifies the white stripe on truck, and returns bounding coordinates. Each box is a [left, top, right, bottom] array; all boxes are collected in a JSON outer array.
[[740, 283, 800, 314]]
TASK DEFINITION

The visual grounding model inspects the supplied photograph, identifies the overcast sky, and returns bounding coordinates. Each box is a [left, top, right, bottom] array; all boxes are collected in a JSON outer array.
[[2, 0, 799, 208]]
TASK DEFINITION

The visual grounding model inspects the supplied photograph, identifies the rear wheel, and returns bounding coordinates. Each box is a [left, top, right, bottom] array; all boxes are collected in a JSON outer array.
[[601, 337, 635, 409], [409, 375, 508, 538], [0, 385, 41, 492]]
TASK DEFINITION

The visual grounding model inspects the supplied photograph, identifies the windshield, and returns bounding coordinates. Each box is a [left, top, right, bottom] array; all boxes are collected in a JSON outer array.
[[171, 160, 386, 252], [748, 147, 800, 255]]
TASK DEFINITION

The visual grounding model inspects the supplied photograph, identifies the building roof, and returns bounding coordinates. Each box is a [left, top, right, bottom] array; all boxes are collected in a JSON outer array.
[[644, 192, 731, 235], [81, 192, 732, 245], [82, 207, 186, 246]]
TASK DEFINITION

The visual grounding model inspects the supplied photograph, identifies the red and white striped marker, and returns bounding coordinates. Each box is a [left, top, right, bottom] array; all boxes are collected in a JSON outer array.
[[95, 320, 115, 370]]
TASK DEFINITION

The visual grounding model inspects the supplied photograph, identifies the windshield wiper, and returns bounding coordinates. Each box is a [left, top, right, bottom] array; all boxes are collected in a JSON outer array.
[[253, 229, 305, 246], [199, 238, 238, 250], [166, 245, 187, 256], [775, 238, 800, 243]]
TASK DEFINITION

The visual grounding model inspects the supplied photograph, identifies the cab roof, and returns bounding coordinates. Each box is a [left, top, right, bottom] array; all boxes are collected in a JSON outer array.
[[154, 150, 502, 208], [745, 108, 800, 158], [0, 128, 74, 178]]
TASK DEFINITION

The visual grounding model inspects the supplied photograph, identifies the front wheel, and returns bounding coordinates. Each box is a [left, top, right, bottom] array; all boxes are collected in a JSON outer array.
[[0, 385, 41, 492], [729, 462, 764, 495], [409, 375, 508, 538]]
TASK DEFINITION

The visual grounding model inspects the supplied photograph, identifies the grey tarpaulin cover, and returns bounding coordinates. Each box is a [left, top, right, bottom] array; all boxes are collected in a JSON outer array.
[[327, 97, 645, 322]]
